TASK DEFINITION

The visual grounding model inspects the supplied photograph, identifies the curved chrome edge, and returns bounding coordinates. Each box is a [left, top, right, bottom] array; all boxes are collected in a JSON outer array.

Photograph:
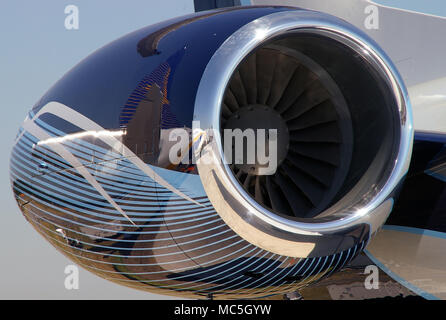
[[193, 10, 413, 257]]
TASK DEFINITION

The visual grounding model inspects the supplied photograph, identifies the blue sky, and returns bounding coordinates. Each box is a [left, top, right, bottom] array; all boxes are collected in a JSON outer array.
[[374, 0, 446, 17]]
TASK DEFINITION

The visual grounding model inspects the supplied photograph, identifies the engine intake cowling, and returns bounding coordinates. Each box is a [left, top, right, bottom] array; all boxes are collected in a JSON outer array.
[[194, 10, 413, 258]]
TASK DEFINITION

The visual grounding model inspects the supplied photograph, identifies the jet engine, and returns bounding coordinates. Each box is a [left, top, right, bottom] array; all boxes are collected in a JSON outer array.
[[10, 6, 412, 299]]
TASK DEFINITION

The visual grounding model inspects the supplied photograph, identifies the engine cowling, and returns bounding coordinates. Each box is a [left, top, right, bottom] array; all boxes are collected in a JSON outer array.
[[194, 9, 413, 258], [10, 6, 412, 299]]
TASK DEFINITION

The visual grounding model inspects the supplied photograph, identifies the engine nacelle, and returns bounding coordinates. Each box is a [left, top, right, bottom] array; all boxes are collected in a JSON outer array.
[[10, 6, 412, 299]]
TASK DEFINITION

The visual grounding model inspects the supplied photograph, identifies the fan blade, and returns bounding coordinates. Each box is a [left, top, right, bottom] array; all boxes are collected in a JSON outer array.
[[256, 49, 277, 105], [254, 176, 264, 204], [274, 171, 312, 217], [282, 81, 330, 121], [287, 100, 338, 131], [243, 174, 253, 190], [265, 176, 290, 214], [275, 67, 316, 113], [286, 153, 335, 187], [239, 53, 258, 105], [281, 162, 325, 208], [221, 103, 232, 119], [229, 70, 248, 107], [266, 54, 299, 108], [289, 142, 340, 166], [289, 122, 341, 143], [224, 88, 240, 112]]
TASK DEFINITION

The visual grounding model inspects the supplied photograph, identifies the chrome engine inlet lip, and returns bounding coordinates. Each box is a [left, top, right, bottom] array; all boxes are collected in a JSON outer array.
[[193, 10, 413, 248]]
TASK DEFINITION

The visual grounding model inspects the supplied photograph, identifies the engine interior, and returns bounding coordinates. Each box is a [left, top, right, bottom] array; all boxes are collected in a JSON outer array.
[[221, 32, 401, 219]]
